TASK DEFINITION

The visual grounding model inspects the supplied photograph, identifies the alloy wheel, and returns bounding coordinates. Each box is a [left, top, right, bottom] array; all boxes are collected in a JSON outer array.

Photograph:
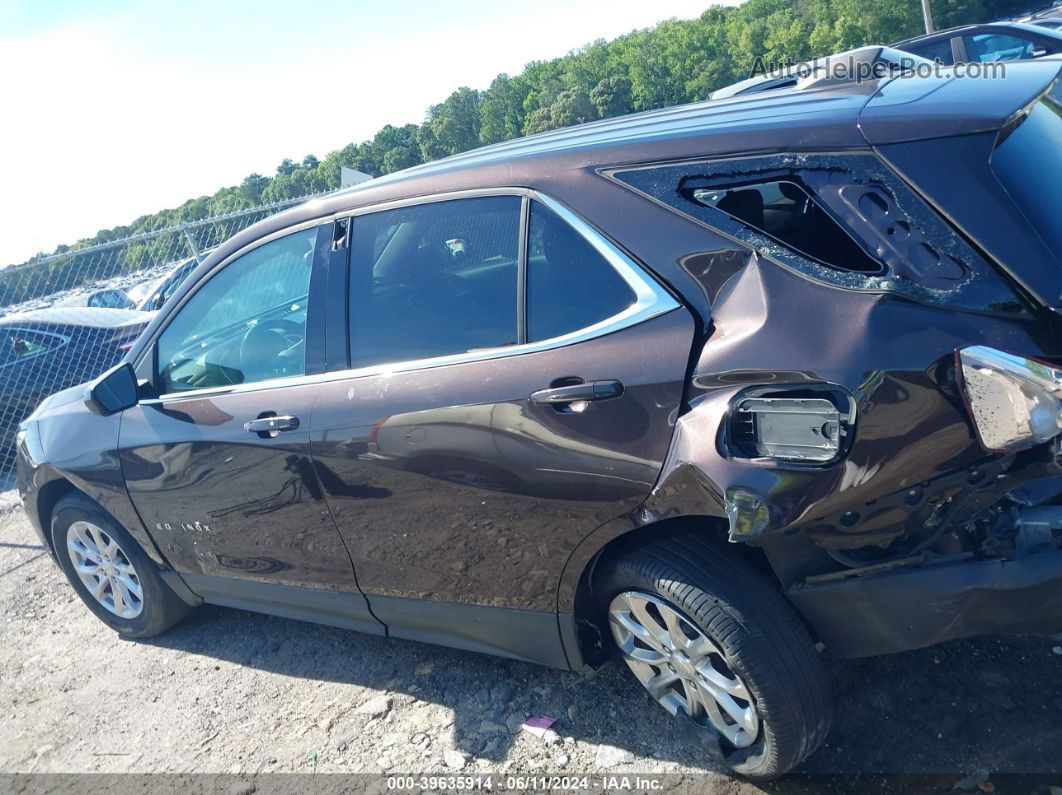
[[608, 591, 761, 748], [66, 521, 144, 619]]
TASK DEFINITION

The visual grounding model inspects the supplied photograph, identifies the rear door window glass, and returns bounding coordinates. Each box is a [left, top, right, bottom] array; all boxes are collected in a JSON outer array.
[[348, 196, 520, 369], [906, 38, 955, 64], [0, 329, 66, 365], [526, 201, 636, 342]]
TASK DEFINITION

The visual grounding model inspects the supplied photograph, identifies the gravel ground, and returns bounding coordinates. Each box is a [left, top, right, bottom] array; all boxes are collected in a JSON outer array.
[[2, 491, 1061, 791]]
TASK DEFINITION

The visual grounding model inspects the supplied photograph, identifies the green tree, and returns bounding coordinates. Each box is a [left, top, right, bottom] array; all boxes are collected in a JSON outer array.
[[424, 87, 482, 155], [383, 145, 420, 174], [590, 75, 633, 119], [523, 107, 554, 136], [13, 0, 1038, 273], [550, 88, 596, 127], [479, 74, 527, 144]]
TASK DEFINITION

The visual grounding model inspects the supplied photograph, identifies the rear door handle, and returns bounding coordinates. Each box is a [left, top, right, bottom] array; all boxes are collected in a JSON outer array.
[[530, 380, 624, 406], [244, 415, 300, 437]]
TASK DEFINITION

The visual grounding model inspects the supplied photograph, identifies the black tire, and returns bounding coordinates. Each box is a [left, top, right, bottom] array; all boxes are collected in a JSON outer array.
[[50, 493, 192, 638], [594, 531, 832, 779]]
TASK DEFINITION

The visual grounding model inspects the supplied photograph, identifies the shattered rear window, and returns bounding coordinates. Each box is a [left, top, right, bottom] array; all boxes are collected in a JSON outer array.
[[688, 179, 882, 273], [608, 152, 1027, 315]]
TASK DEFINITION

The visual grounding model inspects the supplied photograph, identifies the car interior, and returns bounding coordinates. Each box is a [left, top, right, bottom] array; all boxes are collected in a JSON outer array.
[[157, 232, 315, 392], [350, 198, 521, 369], [688, 179, 882, 273]]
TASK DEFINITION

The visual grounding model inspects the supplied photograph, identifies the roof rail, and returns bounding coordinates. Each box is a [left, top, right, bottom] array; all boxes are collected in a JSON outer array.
[[709, 46, 933, 100]]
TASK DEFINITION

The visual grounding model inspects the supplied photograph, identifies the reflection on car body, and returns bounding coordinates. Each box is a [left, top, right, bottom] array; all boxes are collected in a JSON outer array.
[[15, 58, 1062, 779]]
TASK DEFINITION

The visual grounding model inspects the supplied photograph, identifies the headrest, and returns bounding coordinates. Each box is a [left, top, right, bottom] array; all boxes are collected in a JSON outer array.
[[716, 188, 764, 229], [778, 181, 806, 202]]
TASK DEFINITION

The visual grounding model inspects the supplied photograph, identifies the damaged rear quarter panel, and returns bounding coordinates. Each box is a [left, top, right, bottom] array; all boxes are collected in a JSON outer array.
[[644, 251, 1055, 551]]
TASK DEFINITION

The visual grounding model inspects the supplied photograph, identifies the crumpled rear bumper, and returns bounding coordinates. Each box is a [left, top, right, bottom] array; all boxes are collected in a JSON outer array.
[[788, 547, 1062, 658]]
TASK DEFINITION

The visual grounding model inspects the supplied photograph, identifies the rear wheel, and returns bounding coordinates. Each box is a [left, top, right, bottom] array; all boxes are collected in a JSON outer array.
[[595, 532, 832, 779], [51, 493, 192, 638]]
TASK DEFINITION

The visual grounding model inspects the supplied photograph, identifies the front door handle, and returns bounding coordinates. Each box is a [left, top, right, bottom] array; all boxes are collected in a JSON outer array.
[[244, 414, 300, 438], [530, 380, 624, 406]]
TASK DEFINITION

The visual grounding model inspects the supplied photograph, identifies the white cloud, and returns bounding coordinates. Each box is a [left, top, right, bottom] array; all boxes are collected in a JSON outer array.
[[0, 1, 727, 265]]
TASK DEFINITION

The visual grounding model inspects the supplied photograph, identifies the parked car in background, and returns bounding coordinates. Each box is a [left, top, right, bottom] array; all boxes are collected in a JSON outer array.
[[86, 287, 136, 309], [129, 255, 204, 312], [1030, 17, 1062, 30], [894, 21, 1062, 63], [0, 307, 150, 468], [16, 58, 1062, 779], [87, 252, 209, 314]]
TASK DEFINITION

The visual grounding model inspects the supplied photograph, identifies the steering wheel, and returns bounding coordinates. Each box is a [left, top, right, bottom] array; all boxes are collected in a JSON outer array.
[[239, 318, 303, 380]]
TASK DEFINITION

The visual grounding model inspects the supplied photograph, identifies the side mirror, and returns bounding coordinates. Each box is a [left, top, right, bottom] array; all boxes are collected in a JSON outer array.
[[85, 362, 139, 416]]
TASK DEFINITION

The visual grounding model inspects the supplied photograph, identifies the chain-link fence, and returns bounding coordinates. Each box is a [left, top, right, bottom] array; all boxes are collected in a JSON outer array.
[[0, 194, 317, 470]]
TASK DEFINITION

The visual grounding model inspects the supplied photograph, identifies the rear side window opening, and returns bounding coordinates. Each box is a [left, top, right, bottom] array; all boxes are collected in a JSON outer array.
[[687, 179, 882, 273], [609, 152, 1028, 316]]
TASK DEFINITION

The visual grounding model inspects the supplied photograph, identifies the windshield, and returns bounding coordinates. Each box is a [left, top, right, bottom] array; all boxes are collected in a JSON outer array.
[[991, 81, 1062, 258]]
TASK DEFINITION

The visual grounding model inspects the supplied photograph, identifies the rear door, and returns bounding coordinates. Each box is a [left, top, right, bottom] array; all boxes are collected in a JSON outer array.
[[119, 223, 378, 632], [309, 190, 694, 657]]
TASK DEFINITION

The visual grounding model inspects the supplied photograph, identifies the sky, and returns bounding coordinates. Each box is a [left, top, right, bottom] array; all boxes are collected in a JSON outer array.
[[0, 0, 738, 266]]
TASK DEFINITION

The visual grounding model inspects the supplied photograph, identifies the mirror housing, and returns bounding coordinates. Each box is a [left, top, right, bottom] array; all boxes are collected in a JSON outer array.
[[85, 362, 139, 416]]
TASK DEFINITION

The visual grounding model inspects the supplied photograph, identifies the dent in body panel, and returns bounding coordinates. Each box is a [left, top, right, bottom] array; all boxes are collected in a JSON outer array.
[[21, 391, 167, 566], [642, 253, 1055, 554]]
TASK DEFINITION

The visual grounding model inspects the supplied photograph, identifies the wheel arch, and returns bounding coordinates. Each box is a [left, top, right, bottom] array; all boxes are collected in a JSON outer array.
[[29, 467, 170, 570], [33, 476, 80, 557], [559, 514, 779, 671]]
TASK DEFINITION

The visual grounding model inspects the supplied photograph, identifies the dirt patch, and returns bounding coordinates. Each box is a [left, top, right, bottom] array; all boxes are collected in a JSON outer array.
[[1, 495, 1060, 786]]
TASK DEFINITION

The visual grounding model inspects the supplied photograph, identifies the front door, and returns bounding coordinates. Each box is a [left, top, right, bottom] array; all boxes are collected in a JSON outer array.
[[309, 193, 693, 655], [120, 224, 376, 630]]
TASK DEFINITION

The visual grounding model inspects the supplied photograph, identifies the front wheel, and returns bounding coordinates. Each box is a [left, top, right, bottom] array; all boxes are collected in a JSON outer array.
[[595, 533, 832, 779], [51, 493, 192, 638]]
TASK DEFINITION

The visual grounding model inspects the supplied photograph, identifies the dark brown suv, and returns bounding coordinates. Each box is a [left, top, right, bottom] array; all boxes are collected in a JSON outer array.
[[17, 58, 1062, 778]]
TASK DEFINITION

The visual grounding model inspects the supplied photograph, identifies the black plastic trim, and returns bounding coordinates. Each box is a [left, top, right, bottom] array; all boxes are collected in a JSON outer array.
[[304, 223, 334, 376], [370, 595, 571, 670], [179, 573, 384, 636], [788, 548, 1062, 658], [158, 570, 203, 607]]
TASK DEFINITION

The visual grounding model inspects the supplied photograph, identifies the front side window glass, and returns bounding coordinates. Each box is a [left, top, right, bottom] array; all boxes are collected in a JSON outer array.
[[526, 201, 636, 342], [157, 227, 316, 393], [348, 196, 520, 369]]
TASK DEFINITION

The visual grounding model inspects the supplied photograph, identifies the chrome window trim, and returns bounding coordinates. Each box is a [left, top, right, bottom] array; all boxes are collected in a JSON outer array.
[[329, 186, 534, 219], [141, 188, 679, 405]]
